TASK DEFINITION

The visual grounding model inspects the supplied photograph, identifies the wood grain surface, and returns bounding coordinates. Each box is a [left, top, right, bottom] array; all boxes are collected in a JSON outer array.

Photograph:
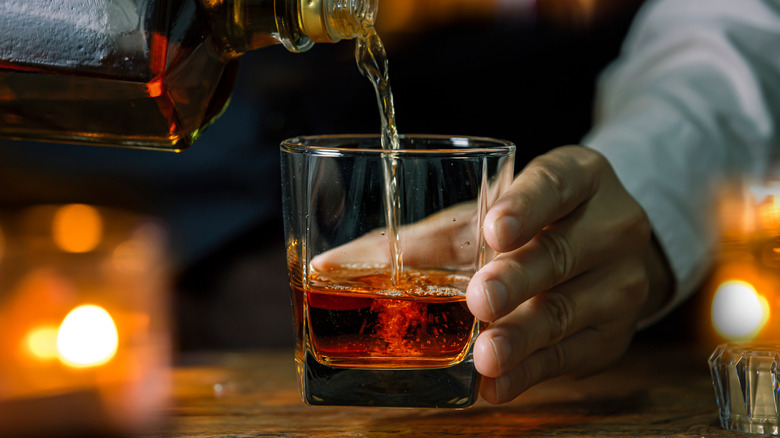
[[142, 341, 733, 437]]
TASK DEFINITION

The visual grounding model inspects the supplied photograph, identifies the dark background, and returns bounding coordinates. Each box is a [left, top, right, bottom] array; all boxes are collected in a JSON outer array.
[[3, 0, 702, 352], [176, 0, 699, 352]]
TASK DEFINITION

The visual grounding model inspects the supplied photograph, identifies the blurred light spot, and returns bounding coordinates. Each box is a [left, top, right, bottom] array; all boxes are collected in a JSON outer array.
[[751, 181, 780, 232], [112, 240, 146, 273], [52, 204, 103, 253], [57, 305, 118, 368], [213, 383, 225, 398], [25, 326, 60, 360], [711, 280, 770, 341], [145, 78, 163, 97], [538, 0, 599, 28]]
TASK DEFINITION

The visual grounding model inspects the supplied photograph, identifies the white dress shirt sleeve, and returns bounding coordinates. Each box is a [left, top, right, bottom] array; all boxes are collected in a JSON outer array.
[[583, 0, 780, 326]]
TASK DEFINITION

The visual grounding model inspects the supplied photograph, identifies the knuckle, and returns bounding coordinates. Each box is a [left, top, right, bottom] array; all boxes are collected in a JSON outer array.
[[577, 146, 609, 171], [512, 361, 535, 394], [559, 146, 606, 195], [503, 257, 531, 298], [504, 187, 533, 221], [569, 145, 611, 181], [524, 343, 567, 384], [514, 352, 549, 392], [528, 162, 569, 206], [629, 265, 650, 294], [617, 263, 650, 311], [539, 291, 575, 344], [622, 203, 651, 243], [536, 229, 575, 283], [551, 342, 567, 374]]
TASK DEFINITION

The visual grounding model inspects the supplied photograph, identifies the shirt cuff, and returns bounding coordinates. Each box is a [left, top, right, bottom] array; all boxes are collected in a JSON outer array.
[[584, 115, 717, 328]]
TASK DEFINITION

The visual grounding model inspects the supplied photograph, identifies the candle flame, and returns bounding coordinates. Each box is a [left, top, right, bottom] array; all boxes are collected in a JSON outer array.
[[57, 305, 118, 368], [711, 280, 770, 341]]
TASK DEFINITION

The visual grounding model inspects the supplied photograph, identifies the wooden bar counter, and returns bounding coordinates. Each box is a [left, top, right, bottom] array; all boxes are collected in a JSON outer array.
[[141, 341, 735, 437]]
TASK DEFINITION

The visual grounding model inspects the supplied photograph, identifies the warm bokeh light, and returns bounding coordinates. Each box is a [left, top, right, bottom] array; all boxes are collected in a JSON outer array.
[[112, 240, 147, 274], [57, 305, 118, 368], [375, 0, 503, 33], [711, 280, 770, 341], [372, 0, 642, 34], [25, 326, 60, 360], [0, 224, 5, 262], [753, 181, 780, 233], [52, 204, 103, 253]]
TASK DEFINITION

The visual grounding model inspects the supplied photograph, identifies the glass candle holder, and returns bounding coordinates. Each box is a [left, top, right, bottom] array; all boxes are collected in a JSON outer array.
[[709, 177, 780, 343], [281, 134, 515, 408], [0, 204, 171, 436], [709, 343, 780, 435]]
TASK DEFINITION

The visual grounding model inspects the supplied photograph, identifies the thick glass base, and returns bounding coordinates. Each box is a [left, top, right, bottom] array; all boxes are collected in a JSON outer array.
[[721, 416, 780, 435], [299, 352, 480, 408], [709, 344, 780, 435]]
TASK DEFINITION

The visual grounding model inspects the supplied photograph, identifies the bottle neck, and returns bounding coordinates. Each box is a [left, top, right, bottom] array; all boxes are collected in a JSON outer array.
[[210, 0, 378, 56], [299, 0, 378, 45]]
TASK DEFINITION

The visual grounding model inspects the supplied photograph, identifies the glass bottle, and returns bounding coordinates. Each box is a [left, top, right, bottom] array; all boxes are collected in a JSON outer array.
[[0, 0, 377, 151]]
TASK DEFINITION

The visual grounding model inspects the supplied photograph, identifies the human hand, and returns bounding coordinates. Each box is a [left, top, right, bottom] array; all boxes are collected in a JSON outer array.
[[467, 145, 672, 404], [310, 201, 483, 272]]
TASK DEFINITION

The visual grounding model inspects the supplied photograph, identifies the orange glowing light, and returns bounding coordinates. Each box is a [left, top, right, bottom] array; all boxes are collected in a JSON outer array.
[[749, 181, 780, 232], [25, 326, 60, 360], [112, 240, 147, 273], [57, 305, 118, 368], [52, 204, 103, 253], [711, 280, 770, 341], [145, 78, 164, 98]]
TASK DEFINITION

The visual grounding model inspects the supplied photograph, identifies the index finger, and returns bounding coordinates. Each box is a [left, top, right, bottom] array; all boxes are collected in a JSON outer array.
[[311, 201, 481, 271], [484, 146, 601, 253]]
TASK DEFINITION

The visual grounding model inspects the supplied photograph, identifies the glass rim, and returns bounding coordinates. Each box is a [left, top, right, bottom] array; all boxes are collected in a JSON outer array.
[[280, 134, 516, 156]]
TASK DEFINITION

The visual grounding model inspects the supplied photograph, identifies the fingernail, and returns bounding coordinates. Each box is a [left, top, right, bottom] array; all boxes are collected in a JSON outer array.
[[489, 335, 512, 373], [495, 216, 521, 250], [494, 374, 512, 403], [483, 280, 508, 318]]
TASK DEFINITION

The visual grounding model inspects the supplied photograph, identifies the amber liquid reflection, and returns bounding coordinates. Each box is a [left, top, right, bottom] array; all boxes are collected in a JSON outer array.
[[292, 265, 476, 368]]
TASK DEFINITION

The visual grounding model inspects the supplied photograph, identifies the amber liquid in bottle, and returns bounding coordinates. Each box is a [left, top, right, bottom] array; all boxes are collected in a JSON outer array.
[[0, 0, 249, 151], [1, 0, 374, 150]]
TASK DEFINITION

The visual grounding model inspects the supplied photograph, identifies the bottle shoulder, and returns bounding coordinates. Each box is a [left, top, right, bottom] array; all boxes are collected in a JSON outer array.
[[0, 0, 229, 80], [1, 0, 157, 79]]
